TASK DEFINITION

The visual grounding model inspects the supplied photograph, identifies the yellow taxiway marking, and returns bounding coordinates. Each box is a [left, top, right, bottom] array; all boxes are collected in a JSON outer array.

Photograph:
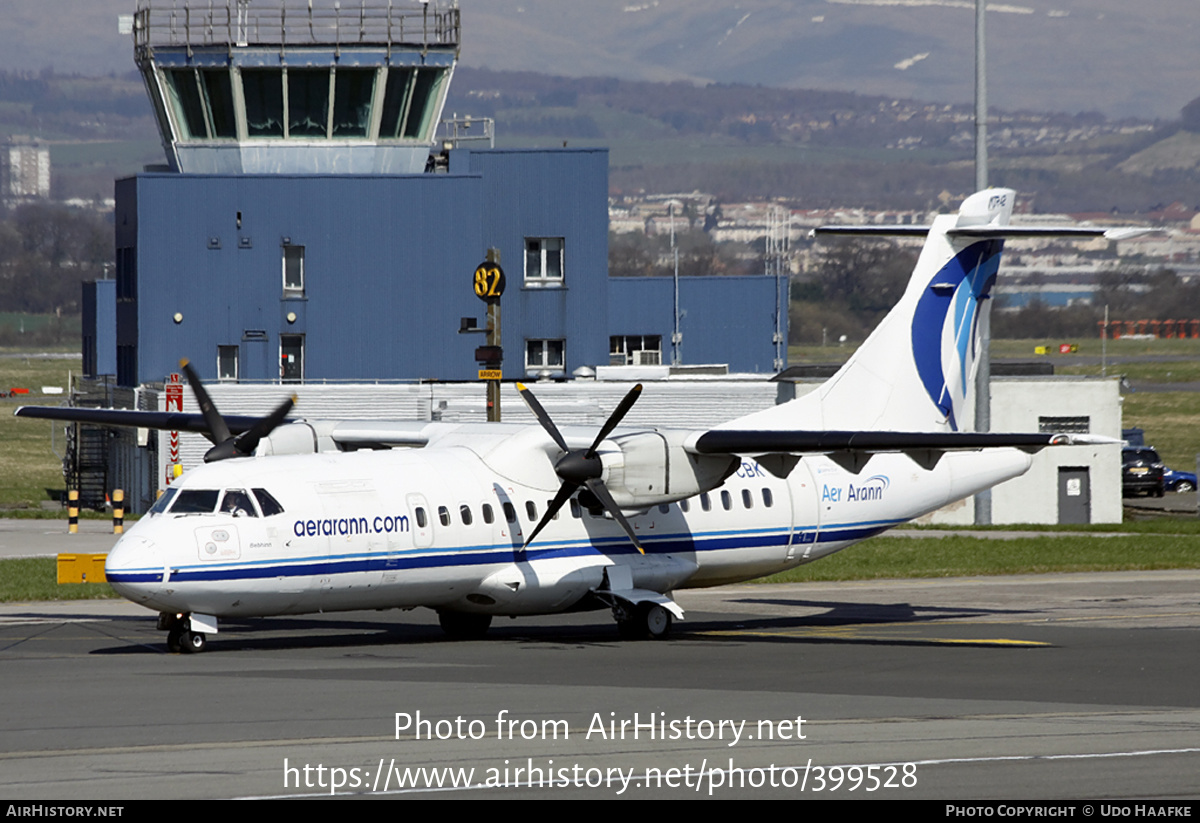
[[697, 627, 1049, 647]]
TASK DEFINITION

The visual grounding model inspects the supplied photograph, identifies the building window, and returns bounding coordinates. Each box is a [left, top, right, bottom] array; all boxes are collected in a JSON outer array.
[[280, 334, 304, 383], [217, 346, 239, 382], [525, 237, 564, 285], [1039, 416, 1090, 434], [610, 335, 662, 366], [526, 339, 564, 374], [283, 244, 304, 296]]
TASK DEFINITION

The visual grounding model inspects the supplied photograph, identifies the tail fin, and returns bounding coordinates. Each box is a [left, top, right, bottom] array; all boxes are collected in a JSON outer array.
[[724, 188, 1019, 434]]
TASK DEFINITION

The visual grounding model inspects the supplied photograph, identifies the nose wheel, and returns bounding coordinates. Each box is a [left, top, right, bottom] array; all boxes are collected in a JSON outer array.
[[161, 613, 210, 654]]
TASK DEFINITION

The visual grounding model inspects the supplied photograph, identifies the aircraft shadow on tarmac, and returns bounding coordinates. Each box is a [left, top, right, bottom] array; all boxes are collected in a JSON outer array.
[[80, 597, 1046, 655], [727, 597, 1035, 626]]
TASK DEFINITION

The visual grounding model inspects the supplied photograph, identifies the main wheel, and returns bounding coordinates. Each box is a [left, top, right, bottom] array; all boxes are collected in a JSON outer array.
[[438, 611, 492, 640], [641, 604, 672, 639], [179, 630, 207, 654]]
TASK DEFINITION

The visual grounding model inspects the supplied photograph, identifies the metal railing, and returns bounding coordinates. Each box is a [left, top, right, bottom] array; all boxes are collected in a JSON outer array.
[[134, 0, 459, 56]]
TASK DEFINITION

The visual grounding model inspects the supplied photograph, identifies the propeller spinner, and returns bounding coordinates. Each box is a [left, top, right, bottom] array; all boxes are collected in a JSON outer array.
[[516, 382, 645, 554], [180, 359, 295, 462]]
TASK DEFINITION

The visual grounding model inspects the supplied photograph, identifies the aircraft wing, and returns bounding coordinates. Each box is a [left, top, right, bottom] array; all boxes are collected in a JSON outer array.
[[15, 405, 266, 435], [688, 430, 1109, 454]]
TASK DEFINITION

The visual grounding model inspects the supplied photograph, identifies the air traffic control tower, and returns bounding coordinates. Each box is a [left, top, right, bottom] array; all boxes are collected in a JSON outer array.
[[132, 0, 459, 173]]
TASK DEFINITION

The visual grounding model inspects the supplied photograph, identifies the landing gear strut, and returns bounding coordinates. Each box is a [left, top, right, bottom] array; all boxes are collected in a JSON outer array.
[[614, 602, 672, 640]]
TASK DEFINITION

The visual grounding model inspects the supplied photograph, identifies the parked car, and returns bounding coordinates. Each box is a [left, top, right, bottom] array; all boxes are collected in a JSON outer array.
[[1122, 447, 1165, 497], [1163, 467, 1197, 494]]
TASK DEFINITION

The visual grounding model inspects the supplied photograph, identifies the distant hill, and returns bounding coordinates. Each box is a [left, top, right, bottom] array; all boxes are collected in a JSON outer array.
[[454, 0, 1199, 120], [0, 0, 1196, 120]]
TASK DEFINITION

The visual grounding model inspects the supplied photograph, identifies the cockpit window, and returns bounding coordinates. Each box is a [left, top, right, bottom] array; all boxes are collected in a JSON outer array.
[[253, 488, 285, 516], [171, 489, 220, 514], [220, 489, 258, 517], [148, 487, 178, 516]]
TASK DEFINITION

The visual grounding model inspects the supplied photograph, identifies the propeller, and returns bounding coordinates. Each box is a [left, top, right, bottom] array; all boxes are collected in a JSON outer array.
[[180, 359, 296, 462], [517, 382, 645, 554]]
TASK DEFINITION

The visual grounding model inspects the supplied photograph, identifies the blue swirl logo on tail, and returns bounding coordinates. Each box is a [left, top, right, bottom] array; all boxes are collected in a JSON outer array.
[[910, 241, 1003, 430]]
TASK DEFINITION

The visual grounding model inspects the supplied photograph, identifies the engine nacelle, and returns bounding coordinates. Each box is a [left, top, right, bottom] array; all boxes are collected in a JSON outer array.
[[604, 429, 737, 508], [255, 420, 340, 456]]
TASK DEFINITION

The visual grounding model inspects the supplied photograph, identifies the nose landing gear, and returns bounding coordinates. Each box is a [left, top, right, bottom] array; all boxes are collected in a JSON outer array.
[[159, 612, 213, 653]]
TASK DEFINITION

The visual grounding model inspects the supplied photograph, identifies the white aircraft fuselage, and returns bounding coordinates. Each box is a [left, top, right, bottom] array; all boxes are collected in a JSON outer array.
[[106, 437, 1030, 621]]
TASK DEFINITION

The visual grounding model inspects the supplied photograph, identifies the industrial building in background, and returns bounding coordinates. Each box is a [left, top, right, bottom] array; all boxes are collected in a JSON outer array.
[[3, 137, 51, 200]]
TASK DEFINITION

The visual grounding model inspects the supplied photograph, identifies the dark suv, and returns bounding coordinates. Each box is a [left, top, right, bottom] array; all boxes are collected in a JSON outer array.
[[1122, 447, 1165, 497]]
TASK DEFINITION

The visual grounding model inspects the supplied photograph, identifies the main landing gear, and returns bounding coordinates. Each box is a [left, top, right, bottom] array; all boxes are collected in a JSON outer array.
[[437, 611, 493, 640], [159, 612, 210, 654], [614, 601, 673, 640]]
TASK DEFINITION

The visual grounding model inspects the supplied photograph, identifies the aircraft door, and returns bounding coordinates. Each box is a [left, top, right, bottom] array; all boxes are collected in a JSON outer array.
[[787, 460, 820, 561]]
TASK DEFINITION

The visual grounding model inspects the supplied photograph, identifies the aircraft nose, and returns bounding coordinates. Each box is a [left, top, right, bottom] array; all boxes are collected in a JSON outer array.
[[105, 534, 161, 603]]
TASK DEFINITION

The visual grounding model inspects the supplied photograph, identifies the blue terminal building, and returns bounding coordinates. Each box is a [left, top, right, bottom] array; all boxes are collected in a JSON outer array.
[[87, 0, 784, 395]]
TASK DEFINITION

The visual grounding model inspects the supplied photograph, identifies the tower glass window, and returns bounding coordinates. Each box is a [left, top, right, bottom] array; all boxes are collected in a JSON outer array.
[[242, 70, 285, 137], [333, 70, 376, 137], [287, 69, 330, 137]]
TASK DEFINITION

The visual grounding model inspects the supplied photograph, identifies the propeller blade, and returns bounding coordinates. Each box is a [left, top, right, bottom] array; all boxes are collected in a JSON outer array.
[[181, 359, 232, 445], [515, 382, 569, 453], [523, 481, 578, 548], [235, 394, 296, 455], [587, 383, 642, 458], [584, 478, 644, 555]]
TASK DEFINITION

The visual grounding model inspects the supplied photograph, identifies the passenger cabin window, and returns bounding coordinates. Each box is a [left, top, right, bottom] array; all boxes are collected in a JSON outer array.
[[503, 502, 516, 523], [526, 501, 538, 521], [680, 498, 690, 513], [415, 507, 427, 528], [482, 503, 494, 524], [721, 491, 732, 511], [742, 489, 753, 509], [460, 505, 473, 526], [438, 506, 451, 527], [700, 493, 711, 512], [762, 488, 773, 508]]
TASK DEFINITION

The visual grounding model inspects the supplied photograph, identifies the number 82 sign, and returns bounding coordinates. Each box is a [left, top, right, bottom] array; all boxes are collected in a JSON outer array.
[[473, 262, 506, 302]]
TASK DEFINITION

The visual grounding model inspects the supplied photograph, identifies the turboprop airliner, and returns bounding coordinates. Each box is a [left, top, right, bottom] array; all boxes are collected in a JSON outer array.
[[17, 188, 1123, 652]]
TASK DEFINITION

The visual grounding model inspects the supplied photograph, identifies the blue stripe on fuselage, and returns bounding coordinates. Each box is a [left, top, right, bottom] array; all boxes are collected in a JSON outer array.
[[105, 519, 904, 585]]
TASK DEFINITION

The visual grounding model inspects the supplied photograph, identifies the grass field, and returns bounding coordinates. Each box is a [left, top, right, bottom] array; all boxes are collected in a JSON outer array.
[[0, 557, 118, 602], [0, 352, 80, 509]]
